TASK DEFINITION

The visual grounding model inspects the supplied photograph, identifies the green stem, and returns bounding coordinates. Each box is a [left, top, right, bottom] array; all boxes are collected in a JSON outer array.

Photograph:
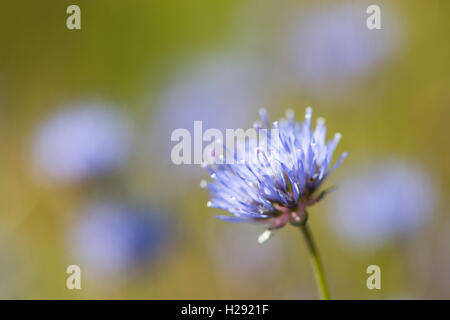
[[300, 224, 330, 300]]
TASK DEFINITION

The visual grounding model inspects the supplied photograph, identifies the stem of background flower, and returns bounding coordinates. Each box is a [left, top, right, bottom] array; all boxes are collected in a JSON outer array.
[[299, 224, 330, 300]]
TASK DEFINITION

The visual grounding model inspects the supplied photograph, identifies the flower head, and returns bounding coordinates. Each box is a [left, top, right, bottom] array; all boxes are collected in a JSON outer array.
[[69, 201, 170, 279], [284, 3, 403, 94], [31, 102, 132, 183], [202, 108, 347, 235], [329, 161, 435, 249]]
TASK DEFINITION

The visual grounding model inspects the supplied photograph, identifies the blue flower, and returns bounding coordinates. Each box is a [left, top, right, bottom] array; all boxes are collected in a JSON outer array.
[[202, 108, 347, 233], [31, 102, 132, 183], [149, 53, 269, 179], [283, 3, 403, 94], [328, 161, 436, 249], [69, 201, 170, 279]]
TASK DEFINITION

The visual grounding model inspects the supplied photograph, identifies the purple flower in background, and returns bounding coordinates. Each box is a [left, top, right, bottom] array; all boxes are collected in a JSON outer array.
[[282, 3, 403, 94], [148, 53, 272, 181], [68, 201, 169, 279], [202, 108, 347, 238], [31, 102, 132, 183], [153, 53, 267, 133], [329, 161, 436, 249]]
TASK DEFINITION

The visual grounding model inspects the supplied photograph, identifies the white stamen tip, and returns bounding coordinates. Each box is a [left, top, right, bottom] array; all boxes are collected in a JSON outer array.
[[206, 201, 212, 207], [257, 229, 272, 244], [305, 107, 312, 119], [335, 132, 342, 139], [200, 180, 207, 188], [253, 120, 262, 129]]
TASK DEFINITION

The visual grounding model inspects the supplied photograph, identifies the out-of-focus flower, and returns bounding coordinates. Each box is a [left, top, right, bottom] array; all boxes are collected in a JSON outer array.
[[202, 108, 347, 237], [153, 53, 268, 133], [68, 201, 169, 280], [281, 2, 403, 94], [31, 102, 132, 183], [148, 53, 272, 179], [329, 161, 436, 249]]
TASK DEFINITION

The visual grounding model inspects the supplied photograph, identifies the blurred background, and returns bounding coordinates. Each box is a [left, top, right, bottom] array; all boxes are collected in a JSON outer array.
[[0, 0, 449, 299]]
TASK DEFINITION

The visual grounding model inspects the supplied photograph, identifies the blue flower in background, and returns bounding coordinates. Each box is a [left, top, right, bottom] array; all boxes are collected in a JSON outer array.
[[68, 201, 169, 279], [153, 53, 267, 132], [282, 3, 403, 94], [329, 161, 436, 249], [148, 53, 272, 180], [202, 108, 347, 236], [31, 102, 132, 183]]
